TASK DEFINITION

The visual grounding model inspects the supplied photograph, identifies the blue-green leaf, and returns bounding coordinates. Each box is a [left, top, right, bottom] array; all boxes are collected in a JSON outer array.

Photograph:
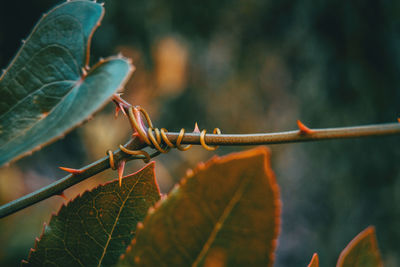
[[0, 0, 134, 166]]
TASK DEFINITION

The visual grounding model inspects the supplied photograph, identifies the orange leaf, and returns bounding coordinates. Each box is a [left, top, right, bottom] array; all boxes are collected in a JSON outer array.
[[336, 226, 383, 267], [308, 253, 319, 267], [120, 147, 281, 266]]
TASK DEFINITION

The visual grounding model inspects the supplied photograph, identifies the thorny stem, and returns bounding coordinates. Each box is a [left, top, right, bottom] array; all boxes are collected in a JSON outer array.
[[1, 121, 399, 218], [0, 137, 147, 218], [166, 122, 400, 145]]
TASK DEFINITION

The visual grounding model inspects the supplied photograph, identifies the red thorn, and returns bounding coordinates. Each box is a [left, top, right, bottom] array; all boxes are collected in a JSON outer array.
[[114, 105, 121, 118], [119, 103, 127, 116], [112, 93, 130, 117], [397, 118, 400, 123], [59, 166, 84, 175], [297, 120, 314, 134], [57, 192, 67, 201], [118, 160, 126, 187], [193, 122, 200, 133]]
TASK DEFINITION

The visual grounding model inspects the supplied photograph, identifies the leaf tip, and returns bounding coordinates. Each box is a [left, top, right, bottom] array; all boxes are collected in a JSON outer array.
[[308, 253, 319, 267], [337, 226, 383, 267]]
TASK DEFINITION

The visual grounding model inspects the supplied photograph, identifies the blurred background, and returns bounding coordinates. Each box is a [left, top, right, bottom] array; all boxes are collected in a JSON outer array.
[[1, 0, 399, 266]]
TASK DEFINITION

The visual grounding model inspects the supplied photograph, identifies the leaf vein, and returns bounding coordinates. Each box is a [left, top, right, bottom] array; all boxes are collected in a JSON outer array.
[[96, 176, 143, 266], [192, 176, 250, 267]]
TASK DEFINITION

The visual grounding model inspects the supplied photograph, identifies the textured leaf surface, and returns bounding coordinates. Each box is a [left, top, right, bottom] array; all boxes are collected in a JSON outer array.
[[308, 253, 319, 267], [22, 163, 160, 267], [336, 226, 383, 267], [0, 1, 133, 166], [120, 147, 281, 267]]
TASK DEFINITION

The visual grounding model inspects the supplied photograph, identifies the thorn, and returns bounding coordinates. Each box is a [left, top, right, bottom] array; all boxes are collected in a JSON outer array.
[[114, 105, 121, 118], [118, 160, 126, 187], [59, 166, 84, 175], [397, 118, 400, 123], [57, 191, 67, 201], [192, 122, 200, 133], [112, 94, 130, 117], [119, 104, 127, 116], [297, 120, 314, 134]]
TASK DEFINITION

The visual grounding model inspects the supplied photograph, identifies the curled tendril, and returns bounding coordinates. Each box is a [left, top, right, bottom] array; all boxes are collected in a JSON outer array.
[[119, 145, 151, 163], [107, 105, 222, 174], [107, 150, 117, 170], [200, 128, 221, 151], [126, 106, 221, 153]]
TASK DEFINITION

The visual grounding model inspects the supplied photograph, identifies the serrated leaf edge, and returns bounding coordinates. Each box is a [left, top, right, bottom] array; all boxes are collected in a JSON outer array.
[[0, 0, 103, 81], [1, 1, 135, 166], [336, 226, 383, 267], [122, 146, 281, 266], [23, 161, 159, 265]]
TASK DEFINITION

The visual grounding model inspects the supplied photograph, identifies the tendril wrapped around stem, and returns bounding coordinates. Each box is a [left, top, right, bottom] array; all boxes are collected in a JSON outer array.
[[122, 105, 222, 155], [108, 104, 222, 184]]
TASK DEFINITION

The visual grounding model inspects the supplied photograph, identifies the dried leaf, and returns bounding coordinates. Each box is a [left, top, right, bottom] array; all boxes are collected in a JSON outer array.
[[22, 163, 160, 267]]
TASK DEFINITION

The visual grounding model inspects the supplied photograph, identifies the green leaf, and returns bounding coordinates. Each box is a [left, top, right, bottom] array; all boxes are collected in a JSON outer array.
[[0, 0, 133, 166], [336, 226, 383, 267], [120, 147, 281, 267], [22, 163, 160, 267]]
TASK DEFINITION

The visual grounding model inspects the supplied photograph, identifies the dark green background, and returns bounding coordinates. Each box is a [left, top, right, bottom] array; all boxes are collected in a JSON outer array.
[[1, 0, 399, 266]]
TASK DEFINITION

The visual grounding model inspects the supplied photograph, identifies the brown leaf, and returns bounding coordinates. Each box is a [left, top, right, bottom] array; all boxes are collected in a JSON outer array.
[[120, 146, 281, 266]]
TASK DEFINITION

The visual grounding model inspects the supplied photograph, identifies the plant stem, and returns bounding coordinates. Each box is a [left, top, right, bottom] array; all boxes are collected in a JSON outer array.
[[0, 138, 146, 218], [166, 122, 400, 145], [1, 121, 399, 218]]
